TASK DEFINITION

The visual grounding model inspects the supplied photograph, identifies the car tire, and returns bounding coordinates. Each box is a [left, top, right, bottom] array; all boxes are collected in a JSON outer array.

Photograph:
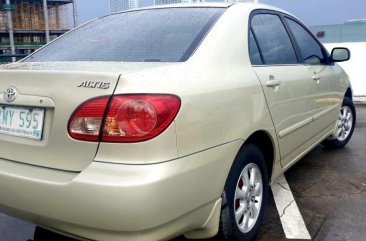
[[218, 144, 269, 241], [323, 97, 356, 149]]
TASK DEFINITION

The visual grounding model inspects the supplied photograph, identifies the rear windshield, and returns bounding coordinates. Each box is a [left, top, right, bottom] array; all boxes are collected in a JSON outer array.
[[24, 8, 224, 63]]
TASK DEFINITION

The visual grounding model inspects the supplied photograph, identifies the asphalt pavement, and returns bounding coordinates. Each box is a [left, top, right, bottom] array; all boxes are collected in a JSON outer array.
[[1, 105, 365, 241], [257, 104, 366, 241]]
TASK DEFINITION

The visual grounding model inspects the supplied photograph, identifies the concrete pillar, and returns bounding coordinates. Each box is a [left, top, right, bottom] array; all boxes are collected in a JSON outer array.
[[73, 0, 78, 28], [5, 0, 16, 62], [43, 0, 50, 43]]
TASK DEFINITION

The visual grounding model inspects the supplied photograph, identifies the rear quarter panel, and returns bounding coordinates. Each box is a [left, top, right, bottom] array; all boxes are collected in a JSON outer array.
[[95, 4, 280, 170]]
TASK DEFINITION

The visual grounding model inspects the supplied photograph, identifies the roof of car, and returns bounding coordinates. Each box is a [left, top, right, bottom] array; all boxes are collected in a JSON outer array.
[[117, 3, 234, 12], [92, 3, 293, 25], [107, 2, 290, 15]]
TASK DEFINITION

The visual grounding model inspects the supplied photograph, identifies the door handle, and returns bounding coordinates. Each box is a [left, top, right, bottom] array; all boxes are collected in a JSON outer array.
[[266, 79, 281, 87]]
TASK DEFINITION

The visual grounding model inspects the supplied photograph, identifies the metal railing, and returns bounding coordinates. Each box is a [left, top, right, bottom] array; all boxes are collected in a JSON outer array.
[[0, 53, 27, 63], [0, 42, 46, 46]]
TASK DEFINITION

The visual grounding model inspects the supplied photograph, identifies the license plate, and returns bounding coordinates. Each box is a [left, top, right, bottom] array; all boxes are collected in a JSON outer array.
[[0, 105, 45, 140]]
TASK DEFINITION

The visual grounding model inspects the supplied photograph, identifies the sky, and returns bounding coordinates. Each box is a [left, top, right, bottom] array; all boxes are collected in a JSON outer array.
[[75, 0, 366, 26]]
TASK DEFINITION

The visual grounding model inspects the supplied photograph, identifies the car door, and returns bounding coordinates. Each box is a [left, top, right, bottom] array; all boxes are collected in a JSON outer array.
[[284, 17, 343, 136], [249, 12, 315, 167]]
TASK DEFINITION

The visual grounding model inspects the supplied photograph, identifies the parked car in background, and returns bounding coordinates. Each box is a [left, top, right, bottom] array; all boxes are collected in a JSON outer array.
[[0, 3, 354, 241]]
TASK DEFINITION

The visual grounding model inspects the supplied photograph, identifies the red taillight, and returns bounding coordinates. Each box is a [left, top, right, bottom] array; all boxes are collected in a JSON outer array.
[[68, 94, 181, 142]]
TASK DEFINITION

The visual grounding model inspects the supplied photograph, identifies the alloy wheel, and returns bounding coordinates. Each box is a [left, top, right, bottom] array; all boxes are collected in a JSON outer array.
[[337, 106, 353, 142], [234, 163, 263, 233]]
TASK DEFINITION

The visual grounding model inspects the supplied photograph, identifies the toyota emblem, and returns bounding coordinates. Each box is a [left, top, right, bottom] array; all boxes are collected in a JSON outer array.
[[3, 87, 17, 103]]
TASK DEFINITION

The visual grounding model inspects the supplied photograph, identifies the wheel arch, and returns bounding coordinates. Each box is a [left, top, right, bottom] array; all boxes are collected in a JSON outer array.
[[184, 130, 277, 240], [345, 88, 352, 100], [242, 130, 276, 181]]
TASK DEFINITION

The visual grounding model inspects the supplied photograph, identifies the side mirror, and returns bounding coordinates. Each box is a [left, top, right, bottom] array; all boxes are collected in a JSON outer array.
[[330, 47, 350, 62]]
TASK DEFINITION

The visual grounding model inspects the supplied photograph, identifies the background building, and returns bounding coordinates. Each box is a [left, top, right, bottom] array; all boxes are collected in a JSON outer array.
[[0, 0, 76, 62], [110, 0, 140, 13], [310, 20, 366, 43]]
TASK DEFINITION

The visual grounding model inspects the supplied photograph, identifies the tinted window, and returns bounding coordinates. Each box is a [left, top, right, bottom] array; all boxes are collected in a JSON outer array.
[[286, 18, 326, 65], [251, 14, 297, 65], [249, 30, 262, 65], [24, 8, 224, 62]]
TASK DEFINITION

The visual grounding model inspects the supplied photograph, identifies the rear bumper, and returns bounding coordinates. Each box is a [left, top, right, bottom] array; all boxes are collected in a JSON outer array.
[[0, 140, 242, 241]]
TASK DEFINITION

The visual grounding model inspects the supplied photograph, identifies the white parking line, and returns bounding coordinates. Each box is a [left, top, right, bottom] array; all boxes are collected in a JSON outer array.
[[271, 174, 311, 240]]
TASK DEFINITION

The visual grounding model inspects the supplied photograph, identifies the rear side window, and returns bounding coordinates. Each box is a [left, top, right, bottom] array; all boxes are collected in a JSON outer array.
[[249, 30, 263, 65], [285, 18, 327, 65], [24, 8, 224, 62], [251, 14, 298, 65]]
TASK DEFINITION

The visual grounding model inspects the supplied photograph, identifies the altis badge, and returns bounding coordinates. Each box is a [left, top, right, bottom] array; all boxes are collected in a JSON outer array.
[[78, 81, 110, 89]]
